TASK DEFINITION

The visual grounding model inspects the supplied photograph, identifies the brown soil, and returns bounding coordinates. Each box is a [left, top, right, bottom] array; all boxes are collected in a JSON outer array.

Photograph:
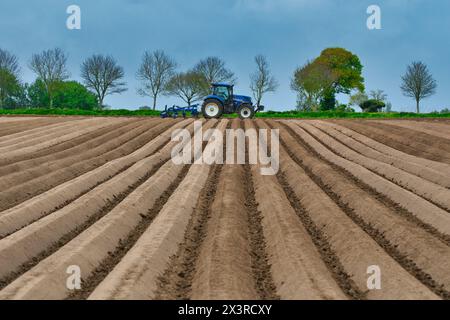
[[1, 117, 450, 300]]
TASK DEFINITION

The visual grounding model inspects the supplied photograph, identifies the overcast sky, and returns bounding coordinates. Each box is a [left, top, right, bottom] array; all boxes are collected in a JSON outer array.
[[1, 0, 449, 112]]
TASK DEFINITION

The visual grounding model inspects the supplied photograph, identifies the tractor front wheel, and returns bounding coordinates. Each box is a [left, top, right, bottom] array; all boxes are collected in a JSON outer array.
[[237, 104, 255, 120], [202, 99, 223, 119]]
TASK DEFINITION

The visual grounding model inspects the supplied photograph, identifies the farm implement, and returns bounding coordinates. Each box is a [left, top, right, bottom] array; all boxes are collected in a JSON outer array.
[[160, 105, 200, 119]]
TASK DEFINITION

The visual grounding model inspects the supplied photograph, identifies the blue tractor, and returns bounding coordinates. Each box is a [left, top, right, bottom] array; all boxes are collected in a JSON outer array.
[[201, 83, 264, 119]]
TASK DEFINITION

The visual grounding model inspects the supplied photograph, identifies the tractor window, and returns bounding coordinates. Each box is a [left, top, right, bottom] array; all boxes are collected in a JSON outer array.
[[213, 86, 229, 100]]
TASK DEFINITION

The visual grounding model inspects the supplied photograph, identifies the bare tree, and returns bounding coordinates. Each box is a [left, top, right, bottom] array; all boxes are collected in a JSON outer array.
[[194, 56, 236, 94], [81, 54, 127, 109], [165, 71, 204, 106], [250, 55, 278, 107], [29, 48, 70, 108], [401, 61, 437, 113], [0, 49, 21, 108], [0, 48, 20, 76], [136, 50, 176, 110], [349, 91, 369, 108], [369, 89, 387, 102]]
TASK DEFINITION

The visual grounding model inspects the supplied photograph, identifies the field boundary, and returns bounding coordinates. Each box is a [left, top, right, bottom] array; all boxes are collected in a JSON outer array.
[[2, 108, 450, 119]]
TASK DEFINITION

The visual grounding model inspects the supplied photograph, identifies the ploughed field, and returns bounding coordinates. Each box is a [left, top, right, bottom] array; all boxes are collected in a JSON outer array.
[[0, 116, 450, 300]]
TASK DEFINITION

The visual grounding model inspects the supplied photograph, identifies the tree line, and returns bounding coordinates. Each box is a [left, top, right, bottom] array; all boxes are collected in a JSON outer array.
[[0, 48, 277, 111], [0, 47, 438, 113]]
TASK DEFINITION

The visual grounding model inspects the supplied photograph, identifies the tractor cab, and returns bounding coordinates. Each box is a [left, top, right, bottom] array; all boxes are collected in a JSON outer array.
[[212, 83, 232, 98], [211, 83, 234, 112]]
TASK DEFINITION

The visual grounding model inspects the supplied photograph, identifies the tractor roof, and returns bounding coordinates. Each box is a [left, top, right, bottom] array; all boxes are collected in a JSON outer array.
[[211, 83, 233, 88]]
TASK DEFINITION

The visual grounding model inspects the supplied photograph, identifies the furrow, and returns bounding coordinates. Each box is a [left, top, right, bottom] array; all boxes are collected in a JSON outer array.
[[0, 119, 141, 177], [187, 164, 261, 299], [0, 158, 164, 293], [282, 120, 450, 237], [88, 120, 227, 300], [0, 118, 77, 139], [262, 120, 438, 299], [251, 120, 350, 300], [296, 121, 450, 211], [0, 119, 152, 167], [0, 119, 150, 188], [0, 119, 192, 236], [0, 118, 122, 160], [0, 119, 178, 211], [311, 121, 450, 188], [185, 119, 275, 300], [371, 120, 450, 140], [0, 120, 213, 299], [0, 118, 103, 149], [0, 158, 191, 299], [315, 121, 450, 178], [336, 120, 450, 164], [154, 120, 228, 300], [274, 119, 450, 299]]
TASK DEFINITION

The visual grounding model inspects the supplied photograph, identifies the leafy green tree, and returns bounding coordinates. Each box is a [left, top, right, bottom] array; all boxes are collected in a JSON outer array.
[[5, 83, 31, 109], [0, 69, 20, 108], [314, 48, 365, 110], [350, 90, 391, 112], [336, 104, 355, 112], [294, 90, 311, 111], [319, 89, 337, 111], [315, 48, 365, 94], [0, 48, 21, 108], [26, 79, 97, 110], [368, 89, 391, 112], [27, 79, 49, 108], [291, 61, 336, 111], [53, 81, 98, 110], [349, 91, 369, 109], [292, 48, 364, 111], [360, 99, 385, 112]]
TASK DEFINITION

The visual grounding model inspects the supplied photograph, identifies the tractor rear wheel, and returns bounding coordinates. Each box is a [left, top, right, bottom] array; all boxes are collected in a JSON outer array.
[[202, 99, 223, 119], [237, 104, 255, 120]]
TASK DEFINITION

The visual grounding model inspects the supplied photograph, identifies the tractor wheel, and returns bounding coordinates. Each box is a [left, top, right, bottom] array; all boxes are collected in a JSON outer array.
[[202, 99, 223, 119], [237, 104, 255, 120]]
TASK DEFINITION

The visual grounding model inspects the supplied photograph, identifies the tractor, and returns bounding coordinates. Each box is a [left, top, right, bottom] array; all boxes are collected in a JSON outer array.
[[201, 83, 264, 119]]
